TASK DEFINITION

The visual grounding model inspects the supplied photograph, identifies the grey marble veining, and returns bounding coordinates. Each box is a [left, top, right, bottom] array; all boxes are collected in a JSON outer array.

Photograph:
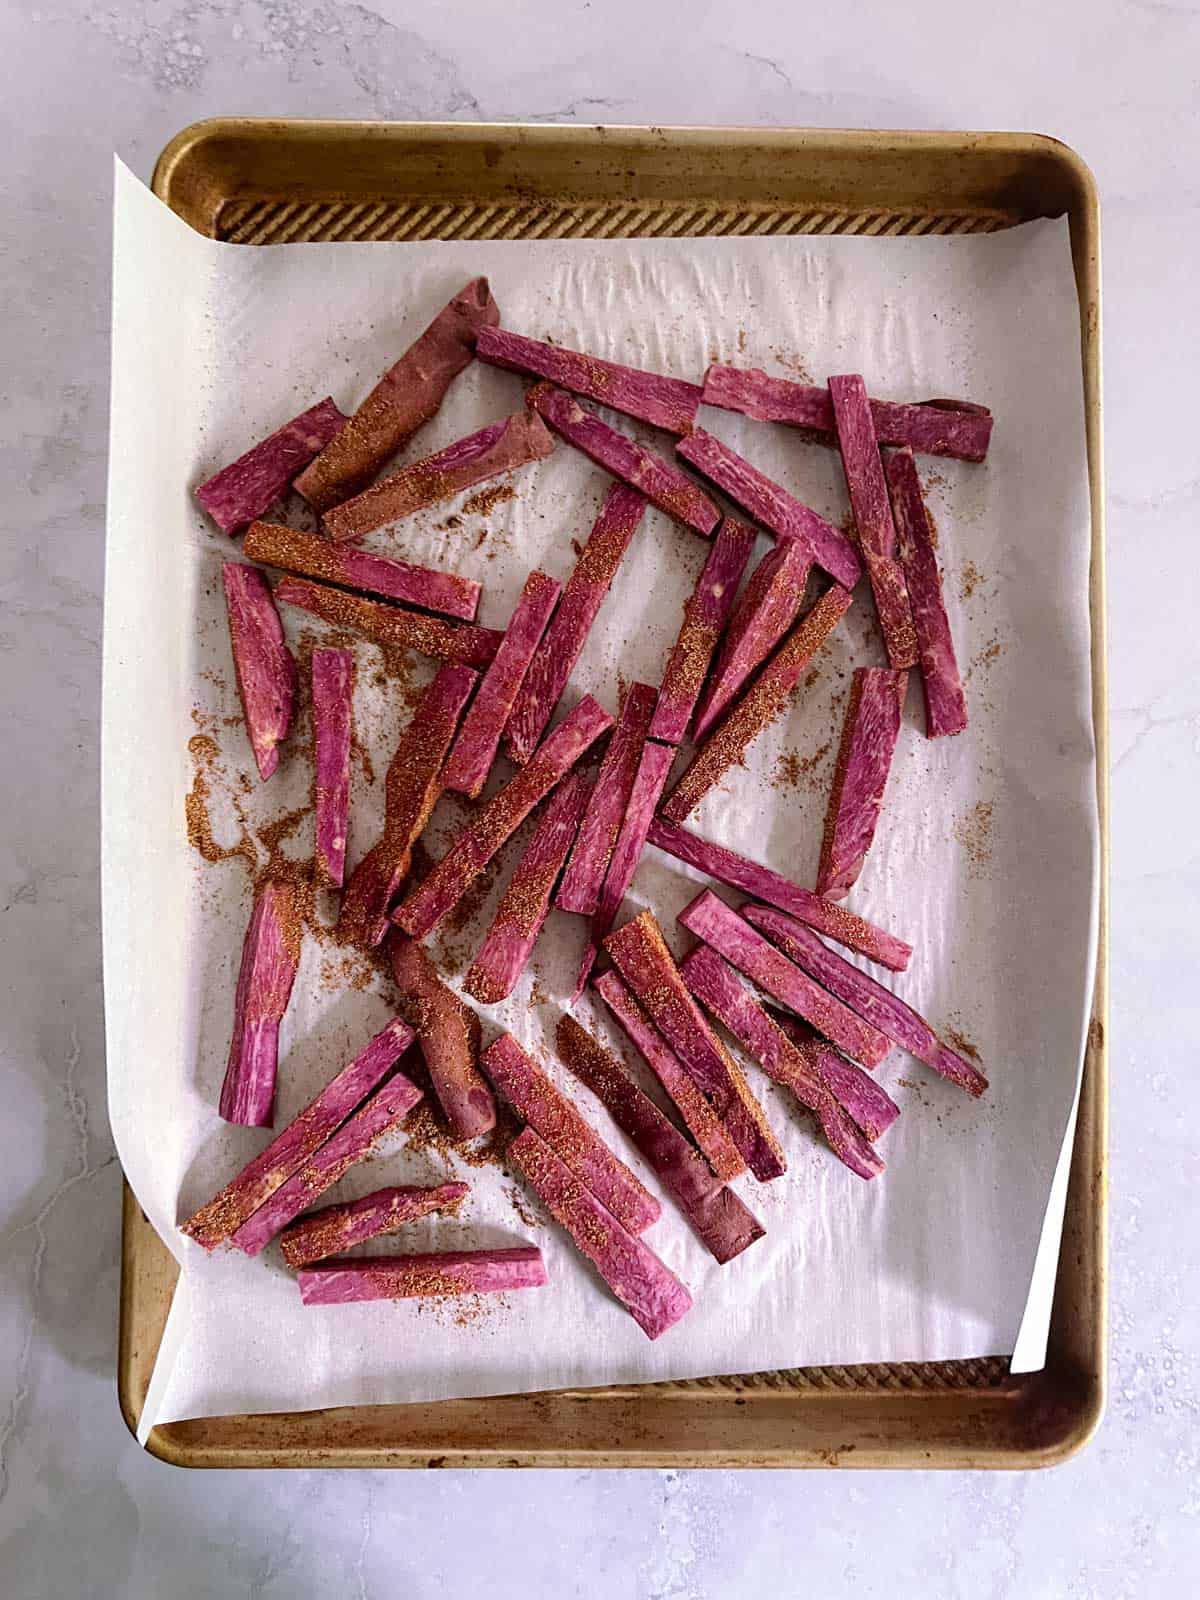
[[1, 1, 1196, 1594]]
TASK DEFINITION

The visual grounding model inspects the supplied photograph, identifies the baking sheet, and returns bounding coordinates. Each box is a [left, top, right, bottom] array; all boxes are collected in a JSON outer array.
[[103, 159, 1097, 1434]]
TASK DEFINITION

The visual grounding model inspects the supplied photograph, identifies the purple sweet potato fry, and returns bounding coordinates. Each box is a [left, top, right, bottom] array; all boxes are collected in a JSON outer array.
[[477, 326, 703, 434], [394, 695, 614, 939], [311, 648, 354, 890], [691, 537, 811, 742], [828, 374, 918, 669], [196, 397, 348, 535], [507, 1128, 690, 1340], [661, 585, 854, 824], [604, 910, 786, 1182], [702, 365, 993, 462], [677, 890, 892, 1069], [650, 518, 757, 745], [743, 904, 988, 1097], [645, 816, 912, 972], [279, 1180, 470, 1268], [679, 945, 884, 1180], [443, 569, 562, 798], [243, 519, 481, 621], [529, 383, 720, 537], [765, 1006, 900, 1141], [503, 484, 647, 764], [676, 428, 862, 587], [337, 663, 477, 949], [323, 410, 555, 543], [464, 769, 591, 1004], [217, 879, 302, 1127], [222, 561, 298, 781], [232, 1069, 424, 1256], [294, 277, 500, 512], [182, 1016, 414, 1250], [884, 445, 968, 739], [389, 934, 496, 1139], [480, 1033, 660, 1234], [816, 665, 908, 901], [556, 1016, 764, 1264], [298, 1246, 546, 1304], [274, 576, 502, 669], [592, 969, 747, 1184], [556, 682, 657, 916], [572, 737, 675, 1001]]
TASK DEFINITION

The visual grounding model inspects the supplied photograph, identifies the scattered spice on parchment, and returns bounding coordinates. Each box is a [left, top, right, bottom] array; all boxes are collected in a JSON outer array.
[[402, 1096, 522, 1173], [971, 635, 1006, 675], [527, 977, 550, 1008], [953, 801, 993, 870], [772, 349, 813, 383], [944, 1024, 984, 1066], [772, 739, 831, 793], [506, 1185, 543, 1231], [960, 560, 983, 601], [462, 482, 515, 519]]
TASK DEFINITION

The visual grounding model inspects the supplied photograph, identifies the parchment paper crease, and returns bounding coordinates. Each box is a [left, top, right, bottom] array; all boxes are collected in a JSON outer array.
[[102, 160, 1097, 1434]]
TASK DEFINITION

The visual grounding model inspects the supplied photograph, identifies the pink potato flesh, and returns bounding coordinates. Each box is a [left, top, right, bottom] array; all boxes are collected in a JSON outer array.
[[650, 518, 757, 745], [503, 484, 646, 764], [217, 878, 302, 1128], [660, 585, 854, 824], [644, 815, 911, 972], [556, 682, 657, 916], [442, 569, 562, 798], [464, 768, 591, 1004], [744, 903, 988, 1097], [701, 365, 992, 461], [480, 1032, 660, 1234], [592, 969, 747, 1184], [676, 427, 862, 587], [529, 383, 720, 536], [243, 518, 481, 621], [222, 561, 298, 781], [556, 1016, 764, 1264], [571, 737, 675, 1002], [323, 409, 555, 542], [885, 445, 968, 739], [676, 890, 892, 1069], [298, 1247, 546, 1304], [294, 277, 501, 511], [231, 1069, 425, 1256], [603, 910, 786, 1182], [311, 649, 354, 890], [507, 1128, 691, 1340], [389, 934, 497, 1139], [691, 535, 812, 742], [816, 666, 908, 901], [181, 1017, 414, 1250], [476, 325, 703, 434], [280, 1181, 470, 1267], [274, 576, 502, 669], [393, 695, 614, 939], [827, 373, 918, 669], [196, 397, 348, 534], [337, 662, 477, 949], [678, 944, 884, 1181]]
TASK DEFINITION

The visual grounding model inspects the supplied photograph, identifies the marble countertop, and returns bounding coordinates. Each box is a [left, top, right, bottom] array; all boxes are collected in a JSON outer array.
[[2, 1, 1193, 1593]]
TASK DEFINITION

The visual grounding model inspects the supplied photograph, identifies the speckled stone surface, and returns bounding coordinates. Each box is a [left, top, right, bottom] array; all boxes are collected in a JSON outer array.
[[1, 1, 1195, 1593]]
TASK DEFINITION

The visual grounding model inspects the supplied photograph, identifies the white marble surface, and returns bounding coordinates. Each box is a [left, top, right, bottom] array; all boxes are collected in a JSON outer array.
[[0, 0, 1194, 1592]]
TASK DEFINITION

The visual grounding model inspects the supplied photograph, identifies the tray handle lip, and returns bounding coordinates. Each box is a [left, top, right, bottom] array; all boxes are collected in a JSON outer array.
[[151, 117, 1101, 222]]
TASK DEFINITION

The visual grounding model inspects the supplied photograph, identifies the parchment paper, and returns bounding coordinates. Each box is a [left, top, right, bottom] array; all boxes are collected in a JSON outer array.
[[103, 160, 1097, 1434]]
